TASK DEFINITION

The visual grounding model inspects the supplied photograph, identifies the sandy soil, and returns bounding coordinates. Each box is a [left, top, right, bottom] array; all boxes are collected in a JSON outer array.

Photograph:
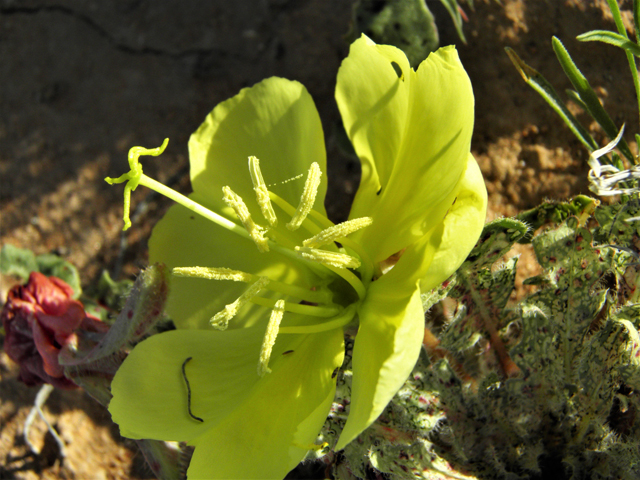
[[1, 0, 637, 478]]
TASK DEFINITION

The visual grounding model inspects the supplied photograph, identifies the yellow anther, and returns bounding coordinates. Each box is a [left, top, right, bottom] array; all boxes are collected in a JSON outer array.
[[173, 266, 254, 282], [222, 186, 270, 253], [211, 277, 270, 330], [287, 162, 322, 231], [248, 156, 278, 227], [295, 246, 361, 269], [302, 217, 373, 248], [257, 299, 285, 377]]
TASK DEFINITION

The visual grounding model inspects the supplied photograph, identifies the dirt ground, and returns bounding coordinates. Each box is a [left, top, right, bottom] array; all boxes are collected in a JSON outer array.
[[1, 0, 637, 478]]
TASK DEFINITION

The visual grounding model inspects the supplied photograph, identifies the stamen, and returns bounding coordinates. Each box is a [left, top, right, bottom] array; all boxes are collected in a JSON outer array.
[[287, 162, 322, 231], [257, 299, 285, 377], [295, 246, 361, 269], [211, 277, 270, 330], [250, 297, 340, 317], [279, 303, 357, 334], [174, 266, 331, 304], [263, 278, 331, 304], [270, 191, 374, 286], [248, 156, 278, 227], [269, 192, 323, 237], [173, 266, 254, 282], [303, 217, 373, 248], [222, 186, 270, 253]]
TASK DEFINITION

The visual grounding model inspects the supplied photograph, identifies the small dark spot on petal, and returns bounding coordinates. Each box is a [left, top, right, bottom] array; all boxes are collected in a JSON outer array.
[[390, 61, 403, 80], [282, 350, 294, 356]]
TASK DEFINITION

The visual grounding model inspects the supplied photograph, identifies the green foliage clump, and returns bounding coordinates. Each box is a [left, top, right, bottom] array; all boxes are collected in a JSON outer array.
[[323, 198, 640, 479], [347, 0, 480, 67]]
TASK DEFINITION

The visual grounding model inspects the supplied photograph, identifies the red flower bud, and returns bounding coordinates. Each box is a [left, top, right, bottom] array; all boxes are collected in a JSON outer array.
[[2, 272, 108, 389]]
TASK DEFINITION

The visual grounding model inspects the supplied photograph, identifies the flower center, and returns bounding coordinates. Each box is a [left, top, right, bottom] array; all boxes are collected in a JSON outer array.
[[106, 141, 374, 377]]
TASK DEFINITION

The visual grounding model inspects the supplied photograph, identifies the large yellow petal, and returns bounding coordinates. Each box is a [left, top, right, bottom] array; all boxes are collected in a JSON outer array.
[[335, 224, 438, 450], [109, 325, 344, 480], [376, 153, 487, 295], [187, 328, 344, 479], [336, 281, 425, 450], [336, 36, 474, 263], [109, 328, 265, 442], [420, 153, 487, 291], [189, 76, 327, 218]]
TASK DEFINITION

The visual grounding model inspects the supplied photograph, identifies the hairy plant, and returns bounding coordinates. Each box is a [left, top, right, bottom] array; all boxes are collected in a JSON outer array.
[[320, 197, 640, 479]]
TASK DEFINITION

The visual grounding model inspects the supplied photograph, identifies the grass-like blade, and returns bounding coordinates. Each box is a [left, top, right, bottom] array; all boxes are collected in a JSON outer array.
[[505, 47, 597, 152], [553, 36, 634, 162], [577, 30, 640, 57], [565, 89, 589, 112], [607, 0, 640, 139], [635, 0, 640, 41], [438, 0, 466, 43]]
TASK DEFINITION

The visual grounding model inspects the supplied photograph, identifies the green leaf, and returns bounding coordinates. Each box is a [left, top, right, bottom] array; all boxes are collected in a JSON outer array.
[[438, 0, 467, 43], [0, 244, 37, 281], [552, 36, 634, 162], [36, 253, 82, 298], [634, 0, 640, 41], [348, 0, 440, 67], [577, 30, 640, 57], [0, 245, 82, 297], [515, 195, 596, 238], [94, 270, 133, 311], [505, 47, 598, 153], [605, 0, 640, 138], [463, 217, 529, 266], [608, 0, 629, 37], [565, 89, 589, 112]]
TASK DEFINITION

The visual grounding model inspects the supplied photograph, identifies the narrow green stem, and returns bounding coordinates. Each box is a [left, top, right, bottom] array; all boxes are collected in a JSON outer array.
[[250, 297, 340, 317], [307, 208, 335, 229], [337, 236, 374, 287], [325, 264, 366, 300], [139, 175, 247, 237], [265, 278, 332, 304], [279, 304, 357, 334], [627, 54, 640, 141], [608, 0, 640, 150]]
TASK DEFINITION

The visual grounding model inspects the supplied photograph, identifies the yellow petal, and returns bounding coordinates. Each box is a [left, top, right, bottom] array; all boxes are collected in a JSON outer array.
[[337, 36, 475, 263]]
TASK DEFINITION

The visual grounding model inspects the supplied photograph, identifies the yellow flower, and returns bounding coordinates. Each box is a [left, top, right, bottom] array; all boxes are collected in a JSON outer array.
[[108, 35, 487, 479]]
